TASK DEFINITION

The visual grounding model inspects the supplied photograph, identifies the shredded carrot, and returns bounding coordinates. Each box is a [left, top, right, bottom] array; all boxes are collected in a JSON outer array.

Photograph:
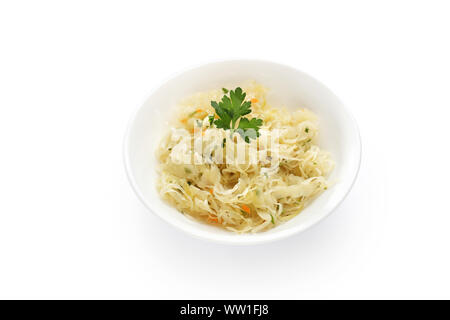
[[180, 118, 187, 123], [190, 129, 194, 134], [208, 216, 218, 223], [208, 188, 214, 195], [196, 108, 203, 113], [251, 98, 258, 103], [241, 204, 251, 214]]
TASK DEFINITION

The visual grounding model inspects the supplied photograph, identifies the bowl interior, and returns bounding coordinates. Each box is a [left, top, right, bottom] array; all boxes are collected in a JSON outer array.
[[125, 60, 360, 244]]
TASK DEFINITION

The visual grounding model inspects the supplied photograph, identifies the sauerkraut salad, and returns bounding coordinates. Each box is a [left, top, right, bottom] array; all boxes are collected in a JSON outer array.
[[156, 82, 334, 233]]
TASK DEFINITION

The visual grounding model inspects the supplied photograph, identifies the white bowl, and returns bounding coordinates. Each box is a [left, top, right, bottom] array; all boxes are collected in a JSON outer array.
[[124, 60, 361, 245]]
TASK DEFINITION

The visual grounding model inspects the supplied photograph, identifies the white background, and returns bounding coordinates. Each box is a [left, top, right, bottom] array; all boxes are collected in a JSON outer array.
[[1, 0, 449, 299]]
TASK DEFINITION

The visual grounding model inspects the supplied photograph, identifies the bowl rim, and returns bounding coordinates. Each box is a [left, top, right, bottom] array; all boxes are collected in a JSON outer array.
[[123, 58, 362, 245]]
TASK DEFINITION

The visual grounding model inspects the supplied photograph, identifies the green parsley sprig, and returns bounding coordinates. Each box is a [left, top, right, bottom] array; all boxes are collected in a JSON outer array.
[[210, 87, 263, 143]]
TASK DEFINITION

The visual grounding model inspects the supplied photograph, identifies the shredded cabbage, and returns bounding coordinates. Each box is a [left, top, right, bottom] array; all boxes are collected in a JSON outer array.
[[156, 82, 334, 233]]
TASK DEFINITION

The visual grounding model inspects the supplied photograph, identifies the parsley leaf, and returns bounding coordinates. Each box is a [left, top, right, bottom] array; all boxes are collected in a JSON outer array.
[[236, 118, 263, 143], [210, 87, 263, 143]]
